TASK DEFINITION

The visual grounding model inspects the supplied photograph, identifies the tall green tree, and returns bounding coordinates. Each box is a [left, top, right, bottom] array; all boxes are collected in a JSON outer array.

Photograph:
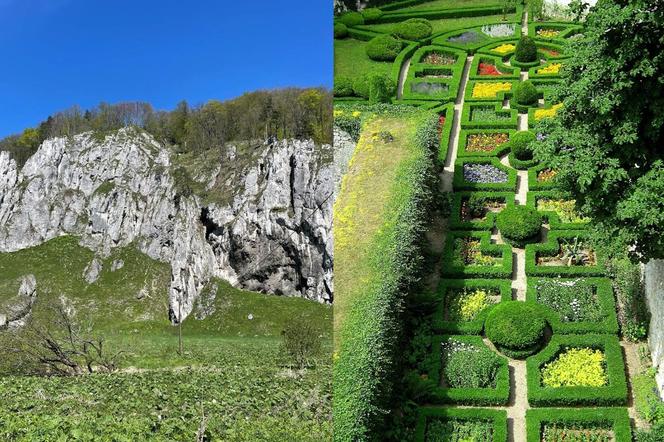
[[533, 0, 664, 261]]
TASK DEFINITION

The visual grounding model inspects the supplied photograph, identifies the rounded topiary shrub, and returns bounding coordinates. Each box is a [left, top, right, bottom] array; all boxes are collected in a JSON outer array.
[[334, 76, 354, 97], [510, 131, 536, 160], [394, 18, 433, 41], [496, 205, 542, 247], [337, 11, 364, 27], [361, 7, 383, 23], [513, 80, 539, 106], [485, 301, 547, 359], [368, 73, 396, 103], [352, 75, 370, 99], [366, 34, 403, 61], [334, 23, 348, 39], [515, 36, 537, 62]]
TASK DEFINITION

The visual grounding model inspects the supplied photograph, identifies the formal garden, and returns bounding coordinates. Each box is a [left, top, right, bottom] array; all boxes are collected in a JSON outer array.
[[334, 0, 664, 441]]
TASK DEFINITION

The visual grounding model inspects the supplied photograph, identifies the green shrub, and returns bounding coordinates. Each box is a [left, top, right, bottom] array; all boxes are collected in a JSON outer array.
[[368, 73, 396, 103], [510, 130, 536, 160], [361, 7, 383, 23], [467, 193, 489, 218], [337, 11, 364, 27], [513, 80, 538, 106], [334, 76, 354, 97], [394, 18, 433, 41], [485, 301, 547, 359], [352, 75, 370, 99], [444, 346, 503, 388], [334, 22, 348, 39], [366, 34, 403, 61], [637, 422, 664, 442], [526, 408, 632, 442], [415, 408, 508, 442], [515, 36, 537, 62], [634, 368, 664, 424], [496, 205, 542, 247]]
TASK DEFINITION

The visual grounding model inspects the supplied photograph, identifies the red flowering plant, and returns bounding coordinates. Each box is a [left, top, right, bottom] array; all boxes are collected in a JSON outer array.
[[478, 62, 502, 76]]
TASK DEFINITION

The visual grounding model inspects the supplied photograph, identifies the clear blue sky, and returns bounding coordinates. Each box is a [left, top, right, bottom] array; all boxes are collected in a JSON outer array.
[[0, 0, 332, 137]]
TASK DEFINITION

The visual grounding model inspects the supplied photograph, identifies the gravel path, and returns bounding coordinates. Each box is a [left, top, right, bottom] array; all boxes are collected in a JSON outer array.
[[397, 56, 412, 100]]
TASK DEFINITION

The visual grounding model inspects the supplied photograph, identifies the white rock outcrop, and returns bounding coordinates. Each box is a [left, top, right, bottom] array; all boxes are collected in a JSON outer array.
[[0, 128, 333, 321]]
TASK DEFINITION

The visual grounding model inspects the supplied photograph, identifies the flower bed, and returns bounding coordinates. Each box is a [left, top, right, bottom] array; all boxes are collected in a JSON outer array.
[[536, 62, 561, 75], [461, 103, 518, 129], [491, 43, 515, 55], [434, 279, 512, 334], [459, 131, 511, 157], [526, 408, 632, 442], [423, 52, 456, 65], [481, 23, 516, 38], [478, 62, 503, 76], [533, 103, 563, 120], [454, 158, 517, 191], [537, 28, 561, 38], [415, 407, 507, 442], [441, 231, 512, 278], [527, 164, 559, 191], [423, 335, 510, 405], [536, 198, 589, 224], [526, 231, 606, 277], [411, 81, 449, 95], [527, 277, 619, 335], [526, 334, 627, 406], [448, 31, 484, 44], [471, 107, 511, 122], [449, 191, 514, 230], [471, 82, 512, 99]]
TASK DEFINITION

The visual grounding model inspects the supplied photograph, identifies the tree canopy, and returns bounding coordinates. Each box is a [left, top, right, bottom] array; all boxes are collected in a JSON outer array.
[[533, 0, 664, 261], [0, 88, 333, 167]]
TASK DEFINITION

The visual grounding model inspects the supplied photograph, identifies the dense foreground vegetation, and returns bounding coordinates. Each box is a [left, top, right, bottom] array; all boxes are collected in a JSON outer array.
[[0, 237, 332, 440]]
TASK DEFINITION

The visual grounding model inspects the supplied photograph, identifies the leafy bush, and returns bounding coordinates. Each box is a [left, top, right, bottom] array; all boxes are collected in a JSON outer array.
[[366, 34, 403, 61], [415, 408, 508, 442], [515, 36, 537, 62], [512, 80, 538, 106], [467, 194, 489, 218], [334, 22, 348, 39], [496, 205, 542, 247], [361, 7, 383, 23], [541, 347, 608, 387], [637, 422, 664, 442], [334, 76, 354, 97], [280, 317, 321, 368], [368, 73, 396, 103], [394, 18, 433, 41], [485, 301, 547, 359], [352, 75, 370, 99], [337, 11, 364, 27], [526, 408, 632, 442], [510, 130, 536, 160], [634, 368, 664, 425]]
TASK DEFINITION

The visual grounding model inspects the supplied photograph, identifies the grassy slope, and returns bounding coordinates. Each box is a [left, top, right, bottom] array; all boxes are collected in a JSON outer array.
[[358, 13, 517, 35], [333, 114, 418, 344], [334, 38, 393, 81], [0, 237, 332, 440]]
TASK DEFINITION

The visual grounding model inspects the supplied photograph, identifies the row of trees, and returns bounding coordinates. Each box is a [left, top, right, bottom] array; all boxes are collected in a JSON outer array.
[[0, 88, 333, 166]]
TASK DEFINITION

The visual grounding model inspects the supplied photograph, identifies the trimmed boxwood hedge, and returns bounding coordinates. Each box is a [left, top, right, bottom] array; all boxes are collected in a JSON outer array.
[[460, 102, 518, 129], [452, 157, 517, 192], [433, 279, 512, 334], [457, 128, 515, 158], [485, 301, 548, 359], [415, 407, 508, 442], [424, 335, 511, 405], [440, 230, 513, 279], [377, 4, 519, 24], [449, 191, 516, 230], [333, 108, 440, 441], [335, 23, 349, 39], [526, 277, 619, 335], [393, 18, 433, 41], [337, 11, 365, 27], [435, 103, 455, 163], [526, 334, 628, 406], [366, 34, 403, 61], [525, 230, 606, 277], [525, 190, 590, 230], [496, 205, 542, 247], [431, 23, 521, 55], [402, 46, 465, 103], [526, 408, 632, 442]]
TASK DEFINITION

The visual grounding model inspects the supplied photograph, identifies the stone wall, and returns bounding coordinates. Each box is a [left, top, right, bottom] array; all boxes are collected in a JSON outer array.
[[644, 259, 664, 399]]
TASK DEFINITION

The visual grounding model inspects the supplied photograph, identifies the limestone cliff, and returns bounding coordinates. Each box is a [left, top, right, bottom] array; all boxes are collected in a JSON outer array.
[[0, 128, 333, 321]]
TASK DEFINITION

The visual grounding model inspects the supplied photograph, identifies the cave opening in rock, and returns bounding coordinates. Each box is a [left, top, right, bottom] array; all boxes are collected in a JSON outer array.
[[200, 207, 217, 240]]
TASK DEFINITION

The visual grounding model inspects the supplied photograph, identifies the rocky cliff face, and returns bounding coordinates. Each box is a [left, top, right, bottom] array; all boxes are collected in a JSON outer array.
[[0, 128, 333, 321]]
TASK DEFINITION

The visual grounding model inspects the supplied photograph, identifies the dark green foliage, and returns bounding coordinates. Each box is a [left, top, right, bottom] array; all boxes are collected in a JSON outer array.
[[361, 7, 383, 22], [527, 334, 628, 406], [334, 22, 348, 38], [514, 36, 537, 62], [393, 18, 433, 41], [415, 408, 507, 442], [496, 205, 542, 247], [606, 257, 650, 341], [280, 317, 321, 368], [510, 130, 536, 160], [637, 422, 664, 442], [444, 347, 502, 388], [338, 11, 365, 27], [512, 81, 538, 106], [531, 1, 664, 261], [467, 194, 488, 218], [440, 231, 513, 279], [485, 301, 547, 359], [526, 408, 632, 442], [368, 73, 397, 103], [449, 191, 515, 230], [366, 34, 403, 61], [633, 368, 664, 426], [353, 75, 371, 99], [333, 76, 354, 97]]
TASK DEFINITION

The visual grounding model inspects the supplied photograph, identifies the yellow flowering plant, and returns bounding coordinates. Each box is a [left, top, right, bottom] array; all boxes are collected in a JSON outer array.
[[492, 43, 516, 55], [537, 28, 560, 38], [542, 347, 609, 387], [537, 63, 562, 75], [472, 82, 511, 98], [534, 103, 563, 120]]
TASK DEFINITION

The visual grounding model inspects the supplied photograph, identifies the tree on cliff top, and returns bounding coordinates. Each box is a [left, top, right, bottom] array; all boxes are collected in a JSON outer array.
[[533, 0, 664, 261]]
